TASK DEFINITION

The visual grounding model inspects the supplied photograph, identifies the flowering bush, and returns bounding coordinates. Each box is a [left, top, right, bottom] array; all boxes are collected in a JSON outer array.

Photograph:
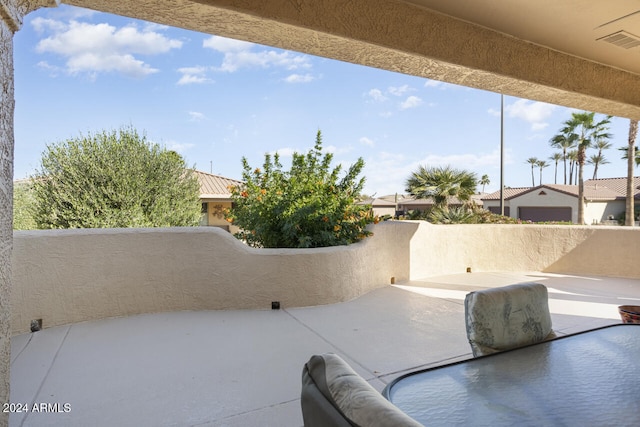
[[227, 131, 374, 248]]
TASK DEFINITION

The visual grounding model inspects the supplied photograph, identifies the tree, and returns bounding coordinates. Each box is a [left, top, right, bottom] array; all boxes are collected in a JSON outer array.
[[561, 112, 612, 224], [589, 138, 612, 179], [626, 120, 639, 226], [405, 165, 477, 208], [619, 146, 640, 167], [587, 153, 609, 179], [567, 149, 578, 185], [549, 152, 562, 184], [13, 181, 37, 230], [549, 131, 577, 184], [526, 157, 538, 186], [536, 159, 549, 185], [479, 174, 490, 193], [32, 127, 201, 229], [227, 130, 374, 248]]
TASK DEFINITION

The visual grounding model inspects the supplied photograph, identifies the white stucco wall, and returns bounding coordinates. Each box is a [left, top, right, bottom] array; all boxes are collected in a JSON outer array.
[[509, 189, 577, 222], [409, 221, 640, 280], [12, 221, 640, 336], [585, 200, 625, 224], [11, 222, 415, 335]]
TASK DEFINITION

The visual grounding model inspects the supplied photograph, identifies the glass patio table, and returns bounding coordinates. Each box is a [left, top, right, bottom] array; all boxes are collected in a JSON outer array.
[[383, 324, 640, 426]]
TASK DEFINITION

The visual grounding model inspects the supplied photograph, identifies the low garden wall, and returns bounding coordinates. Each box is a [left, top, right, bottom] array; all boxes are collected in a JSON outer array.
[[11, 221, 639, 335], [11, 222, 415, 335]]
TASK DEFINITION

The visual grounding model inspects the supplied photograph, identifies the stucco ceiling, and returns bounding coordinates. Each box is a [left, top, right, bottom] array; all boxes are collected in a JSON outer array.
[[404, 0, 640, 75], [62, 0, 640, 119]]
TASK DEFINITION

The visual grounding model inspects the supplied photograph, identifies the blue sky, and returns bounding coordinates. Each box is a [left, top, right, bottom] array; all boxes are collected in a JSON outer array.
[[13, 4, 635, 196]]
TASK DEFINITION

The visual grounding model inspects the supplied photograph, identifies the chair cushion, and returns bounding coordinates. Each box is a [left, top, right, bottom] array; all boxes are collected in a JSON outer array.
[[465, 283, 553, 357], [301, 353, 422, 427]]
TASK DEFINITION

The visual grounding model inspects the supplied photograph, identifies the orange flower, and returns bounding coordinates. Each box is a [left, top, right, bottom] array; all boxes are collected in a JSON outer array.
[[260, 189, 267, 195], [241, 191, 248, 198], [226, 217, 233, 223], [373, 216, 380, 224], [333, 225, 341, 231], [322, 216, 329, 222], [254, 168, 261, 174]]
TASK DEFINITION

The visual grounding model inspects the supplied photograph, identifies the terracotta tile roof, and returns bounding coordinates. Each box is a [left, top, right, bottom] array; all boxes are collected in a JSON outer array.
[[481, 177, 640, 202], [194, 170, 243, 199], [481, 187, 530, 200]]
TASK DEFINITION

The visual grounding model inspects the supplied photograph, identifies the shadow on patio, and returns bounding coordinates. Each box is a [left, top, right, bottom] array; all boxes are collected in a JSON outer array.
[[10, 272, 640, 427]]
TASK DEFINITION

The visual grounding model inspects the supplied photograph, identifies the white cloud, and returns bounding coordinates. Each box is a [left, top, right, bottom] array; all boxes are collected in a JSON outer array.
[[165, 141, 195, 153], [367, 88, 387, 102], [359, 137, 374, 146], [188, 111, 206, 122], [177, 66, 213, 85], [504, 99, 556, 131], [284, 73, 314, 83], [34, 19, 182, 78], [388, 84, 411, 96], [203, 35, 311, 73], [424, 79, 442, 88], [399, 95, 423, 110]]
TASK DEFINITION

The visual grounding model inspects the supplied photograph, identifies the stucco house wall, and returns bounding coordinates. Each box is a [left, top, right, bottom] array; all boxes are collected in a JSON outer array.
[[508, 189, 577, 222], [584, 199, 624, 224]]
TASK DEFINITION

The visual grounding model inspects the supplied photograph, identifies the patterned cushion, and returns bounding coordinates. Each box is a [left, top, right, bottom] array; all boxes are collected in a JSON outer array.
[[301, 353, 422, 427], [465, 283, 554, 357]]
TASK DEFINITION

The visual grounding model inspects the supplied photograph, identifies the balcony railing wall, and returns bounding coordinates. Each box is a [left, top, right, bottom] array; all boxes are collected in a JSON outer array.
[[11, 221, 639, 335]]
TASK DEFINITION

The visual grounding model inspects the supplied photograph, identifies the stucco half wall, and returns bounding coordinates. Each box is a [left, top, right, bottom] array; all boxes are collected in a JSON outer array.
[[12, 221, 640, 335], [11, 222, 416, 335], [409, 221, 640, 279]]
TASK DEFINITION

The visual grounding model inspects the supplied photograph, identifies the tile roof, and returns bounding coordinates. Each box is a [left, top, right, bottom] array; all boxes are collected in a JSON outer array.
[[194, 170, 243, 199], [480, 177, 640, 202]]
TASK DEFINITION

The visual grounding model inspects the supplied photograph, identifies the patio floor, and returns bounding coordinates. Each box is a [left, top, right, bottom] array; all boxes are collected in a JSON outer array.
[[10, 272, 640, 427]]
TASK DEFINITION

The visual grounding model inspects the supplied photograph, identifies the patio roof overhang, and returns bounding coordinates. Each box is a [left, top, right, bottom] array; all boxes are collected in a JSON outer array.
[[62, 0, 640, 119]]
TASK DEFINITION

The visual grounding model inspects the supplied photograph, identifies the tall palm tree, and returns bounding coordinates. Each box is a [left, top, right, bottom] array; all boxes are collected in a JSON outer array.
[[587, 153, 609, 179], [549, 153, 562, 184], [562, 112, 612, 224], [549, 131, 577, 184], [479, 174, 490, 193], [626, 120, 638, 226], [589, 132, 613, 180], [526, 157, 538, 186], [567, 150, 578, 185], [405, 165, 477, 208], [536, 160, 549, 185]]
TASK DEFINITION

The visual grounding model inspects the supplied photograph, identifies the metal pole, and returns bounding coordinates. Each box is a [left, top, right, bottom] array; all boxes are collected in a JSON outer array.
[[500, 94, 505, 216]]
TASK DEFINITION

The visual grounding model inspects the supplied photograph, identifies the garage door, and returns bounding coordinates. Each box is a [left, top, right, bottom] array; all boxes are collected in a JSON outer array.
[[518, 206, 571, 222]]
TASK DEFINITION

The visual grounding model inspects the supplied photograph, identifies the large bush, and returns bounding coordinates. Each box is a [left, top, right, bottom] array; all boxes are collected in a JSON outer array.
[[32, 127, 201, 228], [227, 131, 375, 248]]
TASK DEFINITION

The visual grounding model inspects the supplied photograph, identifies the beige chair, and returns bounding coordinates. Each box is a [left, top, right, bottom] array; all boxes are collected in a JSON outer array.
[[464, 282, 555, 357], [301, 353, 422, 427]]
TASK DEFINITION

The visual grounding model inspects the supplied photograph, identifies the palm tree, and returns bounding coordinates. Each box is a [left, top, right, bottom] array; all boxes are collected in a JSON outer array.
[[405, 165, 477, 208], [536, 160, 549, 185], [567, 149, 578, 185], [619, 146, 640, 167], [549, 131, 577, 184], [526, 157, 539, 186], [549, 153, 562, 184], [589, 136, 613, 180], [479, 174, 490, 193], [587, 153, 609, 179], [626, 120, 638, 226], [562, 111, 612, 224]]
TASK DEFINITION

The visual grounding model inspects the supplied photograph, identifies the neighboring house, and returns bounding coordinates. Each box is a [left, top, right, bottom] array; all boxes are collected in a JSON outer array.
[[358, 193, 484, 217], [194, 170, 243, 231], [482, 177, 640, 224]]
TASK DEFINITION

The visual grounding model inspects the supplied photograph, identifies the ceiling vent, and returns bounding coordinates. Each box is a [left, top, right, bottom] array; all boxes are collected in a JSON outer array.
[[597, 30, 640, 49]]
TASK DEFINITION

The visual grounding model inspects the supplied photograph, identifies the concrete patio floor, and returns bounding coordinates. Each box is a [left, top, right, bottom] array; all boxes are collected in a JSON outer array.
[[10, 272, 640, 427]]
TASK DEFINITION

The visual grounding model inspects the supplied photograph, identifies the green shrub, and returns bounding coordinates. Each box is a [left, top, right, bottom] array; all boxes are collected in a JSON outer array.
[[227, 131, 375, 248]]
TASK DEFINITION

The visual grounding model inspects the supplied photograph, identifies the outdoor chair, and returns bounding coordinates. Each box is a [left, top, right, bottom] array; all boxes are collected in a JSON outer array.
[[464, 282, 555, 357], [301, 353, 422, 427]]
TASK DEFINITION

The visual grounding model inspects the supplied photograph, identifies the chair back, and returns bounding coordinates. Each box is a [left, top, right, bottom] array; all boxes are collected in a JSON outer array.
[[301, 353, 422, 427], [465, 282, 553, 357]]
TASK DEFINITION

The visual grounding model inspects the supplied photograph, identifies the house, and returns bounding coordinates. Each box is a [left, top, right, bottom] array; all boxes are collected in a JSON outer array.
[[482, 177, 640, 224], [194, 170, 243, 230], [358, 194, 485, 218]]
